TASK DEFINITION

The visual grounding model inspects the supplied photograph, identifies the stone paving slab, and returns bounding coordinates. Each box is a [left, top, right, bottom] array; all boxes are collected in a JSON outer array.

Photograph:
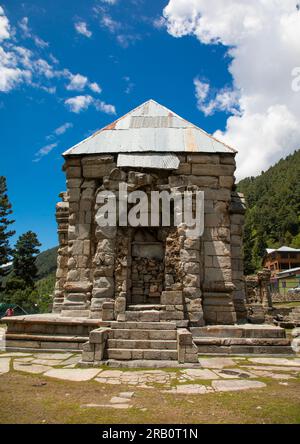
[[0, 358, 10, 374], [198, 358, 236, 368], [32, 359, 64, 366], [249, 370, 296, 380], [166, 384, 213, 394], [44, 368, 101, 381], [241, 365, 300, 373], [119, 392, 135, 399], [61, 355, 81, 366], [14, 362, 52, 374], [213, 369, 256, 379], [181, 369, 218, 380], [249, 358, 300, 366], [14, 357, 35, 363], [81, 403, 131, 409], [0, 352, 31, 358], [33, 353, 74, 360], [212, 379, 267, 392]]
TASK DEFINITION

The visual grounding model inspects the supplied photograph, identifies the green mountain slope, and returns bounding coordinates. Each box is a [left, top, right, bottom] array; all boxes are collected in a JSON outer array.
[[35, 246, 58, 279], [238, 149, 300, 274]]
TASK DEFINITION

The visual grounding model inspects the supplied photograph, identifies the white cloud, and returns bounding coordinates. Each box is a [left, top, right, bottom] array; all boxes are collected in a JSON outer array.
[[65, 95, 116, 115], [153, 16, 167, 29], [0, 7, 116, 121], [194, 77, 240, 116], [100, 13, 121, 33], [95, 99, 116, 114], [89, 81, 102, 93], [66, 73, 88, 91], [33, 35, 49, 48], [194, 77, 209, 102], [75, 21, 92, 38], [18, 17, 30, 36], [34, 142, 58, 161], [123, 75, 134, 94], [163, 0, 300, 179], [18, 16, 49, 48], [100, 0, 118, 4], [54, 122, 73, 136], [65, 95, 93, 113], [0, 6, 10, 41], [0, 45, 31, 92]]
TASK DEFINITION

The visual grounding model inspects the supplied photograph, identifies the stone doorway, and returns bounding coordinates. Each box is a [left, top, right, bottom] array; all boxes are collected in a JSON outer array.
[[130, 229, 165, 305]]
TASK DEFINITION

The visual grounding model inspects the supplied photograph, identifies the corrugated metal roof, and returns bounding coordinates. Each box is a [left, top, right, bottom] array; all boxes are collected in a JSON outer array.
[[117, 153, 180, 170], [277, 267, 300, 278], [266, 246, 300, 254], [63, 99, 236, 156]]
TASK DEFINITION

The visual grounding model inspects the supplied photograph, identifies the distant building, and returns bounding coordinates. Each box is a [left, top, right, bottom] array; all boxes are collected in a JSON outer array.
[[272, 267, 300, 296], [263, 246, 300, 278]]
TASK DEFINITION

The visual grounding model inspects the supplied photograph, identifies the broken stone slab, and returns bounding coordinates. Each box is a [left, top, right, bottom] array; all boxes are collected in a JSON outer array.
[[119, 392, 135, 399], [240, 365, 300, 373], [31, 359, 64, 366], [213, 369, 256, 379], [0, 352, 32, 358], [249, 358, 300, 367], [249, 370, 295, 380], [166, 384, 213, 394], [44, 368, 101, 381], [33, 353, 74, 360], [0, 358, 10, 374], [291, 328, 300, 338], [81, 403, 131, 409], [181, 369, 218, 379], [14, 362, 53, 374], [110, 396, 130, 404], [198, 357, 236, 369], [291, 338, 300, 353], [212, 379, 266, 392]]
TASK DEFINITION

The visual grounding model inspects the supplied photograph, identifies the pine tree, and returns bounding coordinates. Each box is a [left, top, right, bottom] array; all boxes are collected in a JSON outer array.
[[0, 176, 15, 286], [13, 231, 41, 288]]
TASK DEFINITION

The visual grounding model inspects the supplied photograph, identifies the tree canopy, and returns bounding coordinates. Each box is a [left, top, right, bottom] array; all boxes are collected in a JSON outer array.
[[238, 149, 300, 274]]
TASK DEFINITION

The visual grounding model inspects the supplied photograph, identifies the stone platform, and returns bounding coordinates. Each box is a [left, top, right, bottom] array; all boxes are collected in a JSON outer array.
[[191, 324, 293, 355], [2, 314, 110, 352], [2, 315, 294, 363]]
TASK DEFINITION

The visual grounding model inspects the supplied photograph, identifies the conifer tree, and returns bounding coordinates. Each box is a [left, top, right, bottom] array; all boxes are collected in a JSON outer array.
[[0, 176, 15, 287], [13, 231, 41, 288]]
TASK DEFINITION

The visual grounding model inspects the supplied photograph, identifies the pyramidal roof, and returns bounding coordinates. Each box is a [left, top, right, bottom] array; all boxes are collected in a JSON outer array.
[[63, 99, 236, 156]]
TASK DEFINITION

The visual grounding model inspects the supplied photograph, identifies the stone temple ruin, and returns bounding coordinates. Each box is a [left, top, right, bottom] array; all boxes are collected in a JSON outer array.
[[4, 100, 293, 364]]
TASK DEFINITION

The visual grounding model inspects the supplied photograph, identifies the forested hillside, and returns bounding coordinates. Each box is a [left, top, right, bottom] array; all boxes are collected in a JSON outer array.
[[238, 149, 300, 274]]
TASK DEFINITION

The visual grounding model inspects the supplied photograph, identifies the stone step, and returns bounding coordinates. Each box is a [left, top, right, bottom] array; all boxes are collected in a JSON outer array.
[[196, 344, 293, 355], [191, 324, 286, 339], [106, 348, 178, 361], [128, 305, 166, 311], [110, 321, 176, 330], [125, 310, 161, 322], [107, 339, 177, 350], [4, 316, 104, 337], [5, 333, 89, 351], [194, 337, 291, 347], [110, 328, 177, 340]]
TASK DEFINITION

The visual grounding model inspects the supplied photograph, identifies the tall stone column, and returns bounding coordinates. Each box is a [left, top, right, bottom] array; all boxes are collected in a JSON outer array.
[[188, 153, 237, 325], [52, 193, 69, 314], [230, 191, 247, 321]]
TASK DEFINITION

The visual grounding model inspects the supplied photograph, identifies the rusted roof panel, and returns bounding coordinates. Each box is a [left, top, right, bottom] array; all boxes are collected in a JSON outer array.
[[63, 99, 236, 156]]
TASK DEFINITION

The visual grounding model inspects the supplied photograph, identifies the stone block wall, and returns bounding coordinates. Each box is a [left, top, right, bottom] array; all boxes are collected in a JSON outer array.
[[53, 151, 246, 325]]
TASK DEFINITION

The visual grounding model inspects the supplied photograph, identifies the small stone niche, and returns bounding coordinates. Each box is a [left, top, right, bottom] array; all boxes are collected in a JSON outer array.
[[130, 229, 165, 305]]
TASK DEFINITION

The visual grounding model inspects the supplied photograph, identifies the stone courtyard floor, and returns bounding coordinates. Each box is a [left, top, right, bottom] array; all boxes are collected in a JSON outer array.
[[0, 327, 300, 423]]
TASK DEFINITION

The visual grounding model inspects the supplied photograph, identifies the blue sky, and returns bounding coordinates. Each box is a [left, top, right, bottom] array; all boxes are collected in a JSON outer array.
[[1, 0, 299, 251]]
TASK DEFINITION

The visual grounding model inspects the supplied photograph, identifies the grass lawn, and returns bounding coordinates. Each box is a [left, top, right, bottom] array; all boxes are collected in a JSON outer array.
[[273, 301, 300, 309], [0, 370, 299, 424]]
